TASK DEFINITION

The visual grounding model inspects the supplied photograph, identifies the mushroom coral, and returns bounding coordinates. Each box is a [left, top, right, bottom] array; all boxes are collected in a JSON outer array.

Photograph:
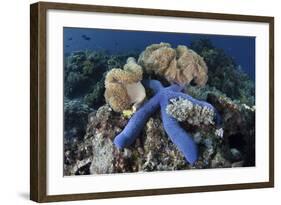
[[138, 42, 208, 86], [104, 57, 146, 112]]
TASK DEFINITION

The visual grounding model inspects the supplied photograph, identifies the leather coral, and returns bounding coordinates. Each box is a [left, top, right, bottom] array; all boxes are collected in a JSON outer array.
[[138, 42, 208, 86]]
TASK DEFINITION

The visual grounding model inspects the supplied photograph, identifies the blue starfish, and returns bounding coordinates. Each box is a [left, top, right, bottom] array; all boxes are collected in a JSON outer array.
[[114, 79, 221, 165]]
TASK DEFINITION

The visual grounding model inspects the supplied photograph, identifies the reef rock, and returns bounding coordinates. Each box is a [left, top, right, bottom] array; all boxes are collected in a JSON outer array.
[[186, 85, 255, 167], [141, 117, 188, 171], [138, 42, 208, 86], [104, 57, 146, 112], [62, 107, 192, 175], [64, 104, 191, 175], [64, 84, 255, 176], [64, 98, 94, 141]]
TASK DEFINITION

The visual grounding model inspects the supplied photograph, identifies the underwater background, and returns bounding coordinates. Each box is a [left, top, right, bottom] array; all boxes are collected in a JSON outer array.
[[63, 27, 256, 176], [64, 28, 255, 80]]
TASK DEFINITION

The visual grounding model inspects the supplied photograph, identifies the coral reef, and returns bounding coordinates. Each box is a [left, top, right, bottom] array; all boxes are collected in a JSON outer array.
[[83, 80, 105, 108], [64, 98, 94, 141], [166, 97, 215, 125], [63, 40, 256, 175], [107, 52, 139, 70], [64, 50, 108, 98], [138, 42, 208, 86], [64, 87, 254, 175], [64, 50, 140, 145], [190, 39, 255, 106], [64, 50, 138, 108], [104, 57, 146, 112], [206, 92, 255, 167], [113, 79, 220, 164], [185, 84, 255, 166]]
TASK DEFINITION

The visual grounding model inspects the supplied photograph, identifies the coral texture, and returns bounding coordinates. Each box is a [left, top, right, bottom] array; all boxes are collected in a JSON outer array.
[[138, 43, 208, 86], [186, 84, 255, 166], [104, 57, 146, 112], [113, 79, 220, 164], [64, 50, 108, 98], [64, 98, 94, 141], [64, 89, 255, 175], [190, 39, 255, 105], [64, 50, 140, 110], [166, 97, 215, 125]]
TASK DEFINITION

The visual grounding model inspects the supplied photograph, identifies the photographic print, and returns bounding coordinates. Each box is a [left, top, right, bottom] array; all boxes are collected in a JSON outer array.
[[30, 2, 274, 202], [63, 27, 256, 176]]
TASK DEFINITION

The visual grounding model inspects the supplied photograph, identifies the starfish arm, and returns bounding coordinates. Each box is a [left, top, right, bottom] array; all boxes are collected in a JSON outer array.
[[160, 96, 198, 165], [142, 79, 164, 93], [114, 93, 161, 148]]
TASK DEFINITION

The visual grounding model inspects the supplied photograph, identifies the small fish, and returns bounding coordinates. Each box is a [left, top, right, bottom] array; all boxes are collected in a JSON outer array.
[[68, 37, 72, 41], [66, 45, 70, 48], [81, 34, 91, 41]]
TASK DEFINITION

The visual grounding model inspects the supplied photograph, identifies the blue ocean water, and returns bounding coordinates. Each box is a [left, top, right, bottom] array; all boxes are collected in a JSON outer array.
[[64, 27, 255, 80]]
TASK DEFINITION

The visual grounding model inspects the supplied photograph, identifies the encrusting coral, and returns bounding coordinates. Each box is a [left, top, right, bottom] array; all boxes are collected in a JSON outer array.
[[104, 57, 146, 112], [166, 97, 215, 125], [113, 79, 221, 165], [138, 42, 208, 86]]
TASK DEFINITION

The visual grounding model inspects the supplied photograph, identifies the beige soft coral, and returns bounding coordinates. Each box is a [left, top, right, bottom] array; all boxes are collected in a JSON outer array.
[[104, 57, 146, 112], [138, 42, 208, 86]]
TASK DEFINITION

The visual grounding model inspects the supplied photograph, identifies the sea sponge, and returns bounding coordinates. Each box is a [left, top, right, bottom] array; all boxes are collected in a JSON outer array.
[[138, 42, 208, 86], [104, 57, 146, 112]]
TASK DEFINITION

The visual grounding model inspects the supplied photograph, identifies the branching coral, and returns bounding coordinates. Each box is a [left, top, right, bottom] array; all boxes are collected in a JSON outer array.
[[113, 79, 221, 164], [138, 42, 208, 86], [104, 57, 146, 112]]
